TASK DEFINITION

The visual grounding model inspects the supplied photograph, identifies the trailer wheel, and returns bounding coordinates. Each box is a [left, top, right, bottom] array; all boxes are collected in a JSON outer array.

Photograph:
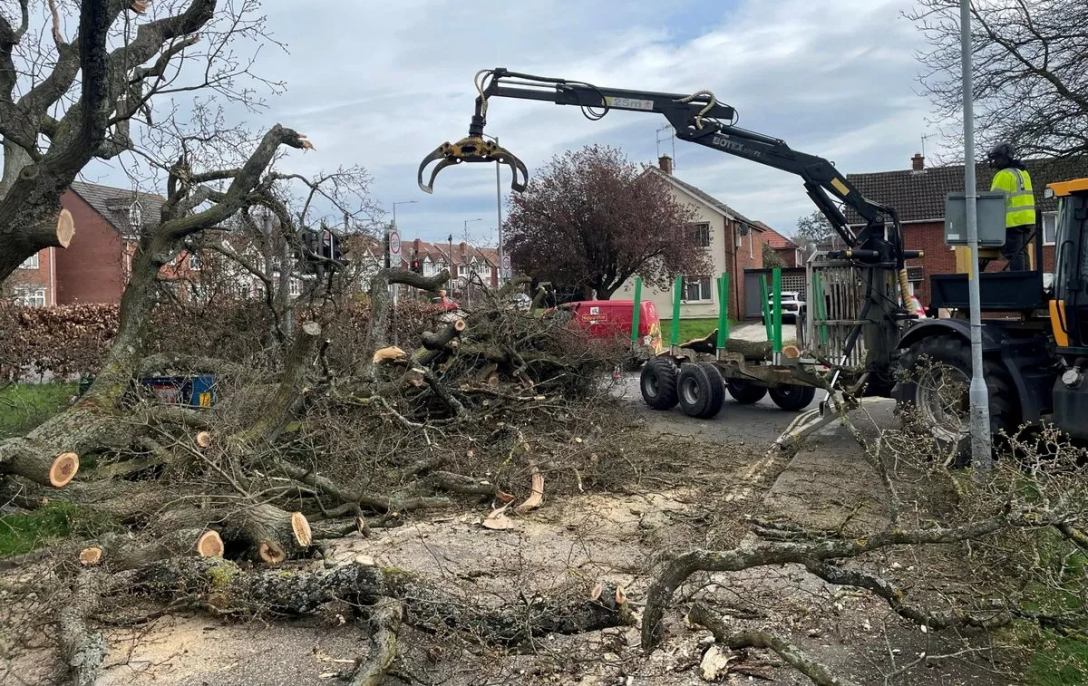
[[727, 380, 768, 404], [768, 385, 816, 411], [897, 334, 1017, 464], [677, 363, 725, 419], [640, 358, 679, 410]]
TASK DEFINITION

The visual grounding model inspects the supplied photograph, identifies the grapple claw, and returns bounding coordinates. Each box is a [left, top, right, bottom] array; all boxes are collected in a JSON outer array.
[[417, 135, 529, 194]]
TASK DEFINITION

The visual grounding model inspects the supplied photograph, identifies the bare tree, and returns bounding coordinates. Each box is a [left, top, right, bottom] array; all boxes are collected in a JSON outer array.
[[0, 0, 286, 282], [909, 0, 1088, 158]]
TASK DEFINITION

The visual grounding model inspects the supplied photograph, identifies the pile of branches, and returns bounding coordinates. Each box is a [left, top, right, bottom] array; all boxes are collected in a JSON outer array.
[[0, 269, 631, 685]]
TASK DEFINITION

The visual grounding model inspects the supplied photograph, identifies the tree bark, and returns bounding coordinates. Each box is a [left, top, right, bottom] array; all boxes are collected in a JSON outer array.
[[127, 557, 632, 645], [688, 603, 858, 686], [349, 598, 403, 686], [58, 569, 109, 686], [80, 528, 223, 572]]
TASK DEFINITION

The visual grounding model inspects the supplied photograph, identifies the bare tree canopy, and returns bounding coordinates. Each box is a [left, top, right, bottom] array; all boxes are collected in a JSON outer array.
[[0, 0, 285, 283], [910, 0, 1088, 158], [504, 145, 709, 300]]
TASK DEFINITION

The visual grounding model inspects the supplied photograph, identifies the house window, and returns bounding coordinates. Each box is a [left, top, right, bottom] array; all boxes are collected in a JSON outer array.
[[19, 254, 39, 270], [1043, 211, 1057, 246], [458, 265, 468, 277], [289, 279, 302, 296], [690, 223, 711, 248], [683, 277, 713, 302], [14, 287, 46, 307]]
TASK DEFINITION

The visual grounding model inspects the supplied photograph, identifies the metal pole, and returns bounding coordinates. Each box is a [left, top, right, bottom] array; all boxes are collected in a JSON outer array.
[[670, 275, 683, 348], [631, 277, 643, 348], [495, 135, 505, 283], [961, 0, 993, 471]]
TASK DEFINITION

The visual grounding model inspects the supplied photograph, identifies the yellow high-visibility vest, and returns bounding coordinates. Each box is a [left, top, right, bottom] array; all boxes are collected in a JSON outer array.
[[990, 167, 1036, 228]]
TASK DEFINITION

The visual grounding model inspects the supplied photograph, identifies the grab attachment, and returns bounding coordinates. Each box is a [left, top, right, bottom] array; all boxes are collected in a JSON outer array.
[[417, 131, 528, 194]]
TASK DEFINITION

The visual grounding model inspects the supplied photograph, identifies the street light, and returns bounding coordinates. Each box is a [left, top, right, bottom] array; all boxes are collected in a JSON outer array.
[[480, 133, 506, 282], [391, 200, 417, 229]]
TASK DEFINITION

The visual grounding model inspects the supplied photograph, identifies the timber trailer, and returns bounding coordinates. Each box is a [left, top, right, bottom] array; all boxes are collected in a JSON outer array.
[[419, 68, 1088, 459]]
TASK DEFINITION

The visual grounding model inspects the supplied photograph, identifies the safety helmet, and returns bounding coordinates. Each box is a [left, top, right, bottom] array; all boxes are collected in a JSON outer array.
[[986, 142, 1014, 165]]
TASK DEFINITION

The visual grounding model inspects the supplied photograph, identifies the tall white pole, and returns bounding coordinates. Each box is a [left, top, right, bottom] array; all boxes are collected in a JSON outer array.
[[961, 0, 993, 471], [495, 135, 505, 283]]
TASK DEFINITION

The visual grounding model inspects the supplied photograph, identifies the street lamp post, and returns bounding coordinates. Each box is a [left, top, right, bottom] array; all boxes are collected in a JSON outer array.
[[462, 217, 483, 307], [480, 133, 506, 282]]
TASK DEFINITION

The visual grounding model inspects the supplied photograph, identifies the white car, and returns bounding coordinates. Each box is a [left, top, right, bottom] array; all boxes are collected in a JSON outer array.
[[764, 290, 805, 323]]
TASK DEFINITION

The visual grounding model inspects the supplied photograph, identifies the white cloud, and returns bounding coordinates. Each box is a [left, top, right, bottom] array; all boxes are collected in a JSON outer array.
[[84, 0, 936, 241]]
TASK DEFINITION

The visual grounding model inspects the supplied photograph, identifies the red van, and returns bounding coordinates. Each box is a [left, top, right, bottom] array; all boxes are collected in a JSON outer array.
[[557, 299, 663, 356]]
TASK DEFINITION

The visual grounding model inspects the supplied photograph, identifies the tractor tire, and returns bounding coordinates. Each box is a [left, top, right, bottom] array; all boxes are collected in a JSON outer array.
[[897, 333, 1018, 465], [677, 363, 725, 419], [640, 358, 679, 410], [768, 385, 817, 411], [727, 380, 768, 404]]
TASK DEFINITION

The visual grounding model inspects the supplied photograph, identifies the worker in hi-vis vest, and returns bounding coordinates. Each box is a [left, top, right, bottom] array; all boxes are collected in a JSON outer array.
[[986, 142, 1036, 271]]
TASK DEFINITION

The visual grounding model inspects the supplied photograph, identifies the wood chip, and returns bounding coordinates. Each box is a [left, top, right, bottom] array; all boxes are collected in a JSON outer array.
[[482, 505, 515, 531]]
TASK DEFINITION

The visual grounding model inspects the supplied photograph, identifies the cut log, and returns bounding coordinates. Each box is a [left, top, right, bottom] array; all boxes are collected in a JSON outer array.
[[152, 504, 312, 563], [81, 529, 224, 572], [0, 441, 80, 487], [372, 346, 407, 364], [56, 208, 75, 248], [258, 540, 287, 564], [79, 547, 102, 566], [195, 431, 213, 449], [427, 471, 513, 502], [782, 344, 801, 359], [681, 331, 773, 361], [130, 557, 633, 646], [291, 511, 312, 547], [196, 530, 225, 558]]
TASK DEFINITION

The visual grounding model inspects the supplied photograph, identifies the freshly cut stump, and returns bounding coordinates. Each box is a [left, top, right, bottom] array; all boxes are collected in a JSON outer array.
[[79, 547, 102, 566], [291, 512, 312, 548]]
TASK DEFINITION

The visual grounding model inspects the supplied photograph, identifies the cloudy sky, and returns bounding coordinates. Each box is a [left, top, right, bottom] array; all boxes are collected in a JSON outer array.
[[85, 0, 940, 246]]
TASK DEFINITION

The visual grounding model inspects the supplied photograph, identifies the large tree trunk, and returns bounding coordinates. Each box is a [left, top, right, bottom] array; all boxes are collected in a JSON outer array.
[[127, 557, 632, 645]]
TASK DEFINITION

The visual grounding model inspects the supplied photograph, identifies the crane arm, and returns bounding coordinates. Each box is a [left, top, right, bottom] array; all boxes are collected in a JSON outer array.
[[419, 68, 906, 261]]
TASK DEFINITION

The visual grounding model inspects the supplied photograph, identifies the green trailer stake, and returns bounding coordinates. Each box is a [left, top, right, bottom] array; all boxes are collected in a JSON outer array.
[[760, 275, 773, 340], [716, 272, 730, 349], [813, 271, 829, 347], [772, 267, 783, 353], [670, 275, 683, 348], [631, 277, 643, 348]]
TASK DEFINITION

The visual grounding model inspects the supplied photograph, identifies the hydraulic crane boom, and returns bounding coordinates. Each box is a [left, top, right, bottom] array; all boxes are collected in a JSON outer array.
[[418, 68, 913, 269]]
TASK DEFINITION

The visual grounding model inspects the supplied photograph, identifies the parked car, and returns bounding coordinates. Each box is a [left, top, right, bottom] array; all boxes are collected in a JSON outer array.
[[763, 290, 805, 323], [550, 299, 663, 359]]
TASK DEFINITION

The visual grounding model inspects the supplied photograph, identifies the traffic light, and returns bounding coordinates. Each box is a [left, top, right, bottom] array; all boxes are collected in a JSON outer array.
[[410, 252, 423, 273]]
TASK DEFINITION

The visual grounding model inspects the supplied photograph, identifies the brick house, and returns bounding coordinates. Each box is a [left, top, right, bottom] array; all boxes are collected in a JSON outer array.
[[847, 154, 1088, 304], [618, 156, 768, 320], [758, 222, 800, 267], [9, 181, 200, 306]]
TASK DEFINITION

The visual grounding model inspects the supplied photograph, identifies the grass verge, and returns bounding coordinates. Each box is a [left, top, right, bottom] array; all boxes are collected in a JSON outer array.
[[659, 318, 727, 345], [0, 382, 75, 439]]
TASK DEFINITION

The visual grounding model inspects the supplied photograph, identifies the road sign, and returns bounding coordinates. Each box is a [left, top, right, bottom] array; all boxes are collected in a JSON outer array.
[[501, 254, 511, 272], [388, 229, 401, 262]]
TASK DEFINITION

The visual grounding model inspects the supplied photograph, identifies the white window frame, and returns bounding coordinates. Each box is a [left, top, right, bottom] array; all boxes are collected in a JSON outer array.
[[14, 286, 46, 307], [19, 254, 39, 270], [682, 276, 714, 302], [289, 279, 302, 297], [1043, 211, 1057, 246]]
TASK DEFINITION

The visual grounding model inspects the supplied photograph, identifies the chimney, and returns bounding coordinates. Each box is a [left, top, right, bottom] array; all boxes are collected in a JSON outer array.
[[658, 155, 673, 175], [911, 153, 925, 172], [413, 238, 421, 253], [459, 241, 467, 257]]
